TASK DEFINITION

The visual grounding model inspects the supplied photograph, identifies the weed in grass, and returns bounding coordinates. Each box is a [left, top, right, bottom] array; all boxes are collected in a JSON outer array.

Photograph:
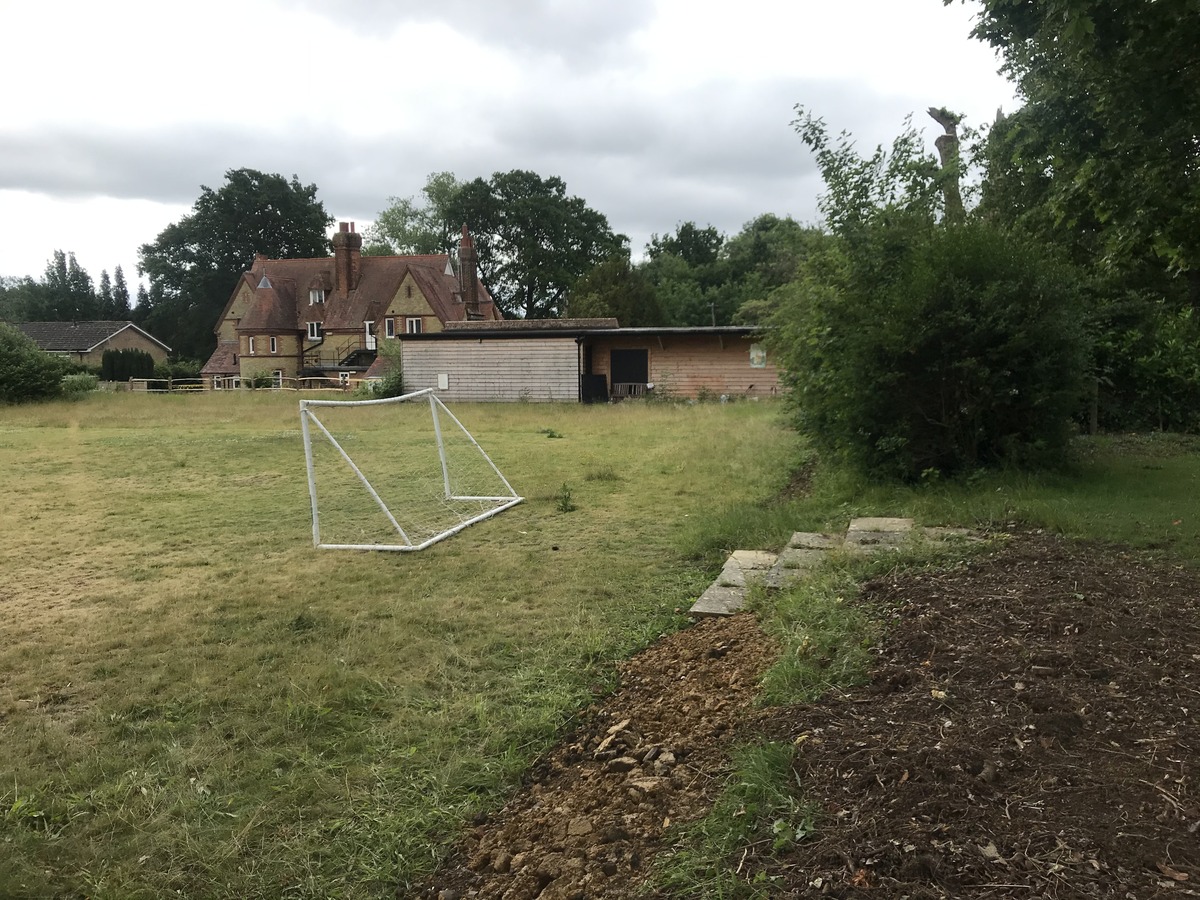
[[539, 427, 564, 438], [556, 482, 577, 512], [654, 741, 811, 898]]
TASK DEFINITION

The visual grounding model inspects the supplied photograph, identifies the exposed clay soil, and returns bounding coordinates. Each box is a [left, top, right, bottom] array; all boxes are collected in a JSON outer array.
[[420, 533, 1200, 899]]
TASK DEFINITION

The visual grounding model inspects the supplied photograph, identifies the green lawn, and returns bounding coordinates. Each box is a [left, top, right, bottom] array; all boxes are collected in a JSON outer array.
[[0, 392, 801, 899], [3, 392, 1197, 899]]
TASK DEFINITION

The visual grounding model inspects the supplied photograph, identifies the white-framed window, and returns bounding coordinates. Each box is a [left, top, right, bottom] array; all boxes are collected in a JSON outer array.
[[405, 316, 423, 334], [229, 376, 241, 389], [307, 321, 323, 340], [248, 336, 256, 355], [309, 289, 325, 305], [385, 317, 396, 338], [338, 372, 351, 386], [270, 336, 278, 354], [212, 376, 223, 390], [273, 369, 283, 388]]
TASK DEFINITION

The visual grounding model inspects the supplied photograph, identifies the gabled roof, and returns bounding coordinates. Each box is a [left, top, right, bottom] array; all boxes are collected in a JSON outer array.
[[228, 252, 499, 335], [15, 321, 171, 353]]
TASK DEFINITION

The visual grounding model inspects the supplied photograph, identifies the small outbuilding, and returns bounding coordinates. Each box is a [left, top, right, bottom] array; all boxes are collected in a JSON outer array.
[[391, 319, 779, 402]]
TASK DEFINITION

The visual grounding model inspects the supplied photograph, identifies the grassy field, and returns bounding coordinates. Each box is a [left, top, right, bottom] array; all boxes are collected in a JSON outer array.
[[0, 392, 803, 899], [4, 392, 1199, 898]]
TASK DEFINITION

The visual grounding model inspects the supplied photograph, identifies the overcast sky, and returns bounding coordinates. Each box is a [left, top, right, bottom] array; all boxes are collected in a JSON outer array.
[[0, 0, 1018, 288]]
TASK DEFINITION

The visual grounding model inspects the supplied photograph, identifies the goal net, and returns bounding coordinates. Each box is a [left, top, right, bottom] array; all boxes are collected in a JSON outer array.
[[299, 388, 522, 551]]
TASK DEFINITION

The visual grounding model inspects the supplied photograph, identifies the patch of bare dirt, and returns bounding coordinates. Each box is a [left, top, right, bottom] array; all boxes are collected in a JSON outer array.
[[420, 534, 1200, 899]]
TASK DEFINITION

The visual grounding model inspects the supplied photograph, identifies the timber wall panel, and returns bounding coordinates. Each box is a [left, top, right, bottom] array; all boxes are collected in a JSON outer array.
[[402, 338, 579, 402]]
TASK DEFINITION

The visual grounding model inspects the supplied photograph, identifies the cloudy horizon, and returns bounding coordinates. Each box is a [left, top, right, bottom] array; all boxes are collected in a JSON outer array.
[[1, 0, 1018, 289]]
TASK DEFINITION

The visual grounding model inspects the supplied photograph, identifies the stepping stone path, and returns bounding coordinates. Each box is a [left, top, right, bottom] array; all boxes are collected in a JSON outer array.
[[689, 517, 977, 616]]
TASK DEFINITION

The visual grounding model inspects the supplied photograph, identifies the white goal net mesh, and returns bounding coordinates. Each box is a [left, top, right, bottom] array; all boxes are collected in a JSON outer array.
[[299, 389, 522, 551]]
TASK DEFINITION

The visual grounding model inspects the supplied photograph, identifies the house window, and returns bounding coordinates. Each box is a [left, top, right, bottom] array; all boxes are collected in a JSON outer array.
[[310, 289, 325, 305], [307, 321, 323, 340], [248, 336, 256, 355], [270, 336, 278, 354], [273, 369, 283, 388], [405, 317, 423, 334], [339, 372, 351, 386], [385, 317, 396, 338], [213, 376, 223, 390]]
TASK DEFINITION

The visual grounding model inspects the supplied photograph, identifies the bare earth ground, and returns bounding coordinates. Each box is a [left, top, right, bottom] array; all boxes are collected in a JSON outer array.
[[421, 533, 1199, 899]]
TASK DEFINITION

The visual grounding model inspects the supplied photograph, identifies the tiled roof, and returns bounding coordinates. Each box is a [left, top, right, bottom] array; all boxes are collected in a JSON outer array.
[[200, 341, 239, 375], [442, 318, 618, 331], [15, 320, 171, 353], [234, 253, 498, 335]]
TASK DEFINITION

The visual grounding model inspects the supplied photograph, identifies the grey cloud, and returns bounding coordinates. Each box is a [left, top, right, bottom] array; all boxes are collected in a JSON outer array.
[[285, 0, 653, 66]]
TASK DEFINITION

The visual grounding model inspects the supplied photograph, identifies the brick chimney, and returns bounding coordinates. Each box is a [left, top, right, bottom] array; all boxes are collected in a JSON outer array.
[[459, 224, 482, 320], [332, 221, 362, 294]]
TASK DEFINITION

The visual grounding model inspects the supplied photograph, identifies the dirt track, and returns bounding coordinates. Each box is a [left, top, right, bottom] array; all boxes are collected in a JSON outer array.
[[422, 533, 1199, 899]]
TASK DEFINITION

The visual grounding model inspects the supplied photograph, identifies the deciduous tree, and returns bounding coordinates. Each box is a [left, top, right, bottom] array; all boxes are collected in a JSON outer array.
[[137, 168, 332, 360]]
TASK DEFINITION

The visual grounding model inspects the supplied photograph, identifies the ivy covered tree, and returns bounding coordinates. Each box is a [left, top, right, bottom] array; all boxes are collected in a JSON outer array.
[[137, 168, 333, 360], [766, 109, 1089, 480]]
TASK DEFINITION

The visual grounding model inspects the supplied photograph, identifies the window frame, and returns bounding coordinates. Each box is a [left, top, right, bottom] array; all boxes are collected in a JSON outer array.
[[307, 321, 323, 341], [405, 316, 423, 334]]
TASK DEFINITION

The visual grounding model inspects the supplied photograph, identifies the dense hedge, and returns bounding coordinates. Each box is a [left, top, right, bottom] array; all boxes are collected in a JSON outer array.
[[767, 219, 1090, 480], [101, 348, 155, 381], [0, 323, 70, 404]]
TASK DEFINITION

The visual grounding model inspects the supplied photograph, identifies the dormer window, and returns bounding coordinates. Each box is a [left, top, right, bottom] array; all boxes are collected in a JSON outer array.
[[307, 321, 323, 340], [309, 289, 325, 305]]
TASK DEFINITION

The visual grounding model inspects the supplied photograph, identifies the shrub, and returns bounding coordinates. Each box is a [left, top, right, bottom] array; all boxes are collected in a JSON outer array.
[[0, 323, 69, 404], [61, 372, 99, 398], [769, 219, 1090, 480]]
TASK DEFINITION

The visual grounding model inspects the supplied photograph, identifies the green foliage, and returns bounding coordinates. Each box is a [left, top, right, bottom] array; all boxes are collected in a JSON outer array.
[[962, 0, 1200, 281], [0, 323, 68, 403], [568, 251, 665, 325], [137, 168, 333, 360], [655, 742, 810, 898], [364, 171, 466, 256], [152, 357, 202, 380], [61, 372, 99, 398], [100, 348, 155, 381], [555, 482, 577, 512], [771, 219, 1088, 480], [368, 338, 406, 398], [777, 110, 1090, 480], [461, 170, 627, 318]]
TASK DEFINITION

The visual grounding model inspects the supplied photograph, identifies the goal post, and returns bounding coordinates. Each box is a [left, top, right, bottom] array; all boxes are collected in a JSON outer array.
[[299, 388, 523, 551]]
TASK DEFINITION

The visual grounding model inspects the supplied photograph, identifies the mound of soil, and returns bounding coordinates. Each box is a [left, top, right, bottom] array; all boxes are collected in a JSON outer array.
[[421, 533, 1199, 899]]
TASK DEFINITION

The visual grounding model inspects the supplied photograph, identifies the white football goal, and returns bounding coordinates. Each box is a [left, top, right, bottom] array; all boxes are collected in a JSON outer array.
[[299, 388, 523, 551]]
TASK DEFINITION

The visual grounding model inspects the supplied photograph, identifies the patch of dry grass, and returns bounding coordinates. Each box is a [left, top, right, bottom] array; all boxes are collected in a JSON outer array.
[[0, 392, 799, 898]]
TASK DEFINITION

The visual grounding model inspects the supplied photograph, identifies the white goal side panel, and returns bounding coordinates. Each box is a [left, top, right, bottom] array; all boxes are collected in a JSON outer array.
[[299, 388, 522, 551]]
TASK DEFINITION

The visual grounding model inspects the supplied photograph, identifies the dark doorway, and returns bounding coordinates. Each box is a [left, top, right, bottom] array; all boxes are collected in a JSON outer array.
[[610, 349, 648, 385]]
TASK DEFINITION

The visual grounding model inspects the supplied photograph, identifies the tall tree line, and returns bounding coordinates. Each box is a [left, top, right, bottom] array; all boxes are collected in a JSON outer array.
[[0, 253, 131, 323]]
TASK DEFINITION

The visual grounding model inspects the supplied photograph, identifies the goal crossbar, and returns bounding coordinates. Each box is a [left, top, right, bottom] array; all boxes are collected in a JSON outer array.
[[299, 388, 523, 551]]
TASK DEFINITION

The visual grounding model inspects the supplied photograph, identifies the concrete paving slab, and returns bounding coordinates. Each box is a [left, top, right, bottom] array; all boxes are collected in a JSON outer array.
[[845, 530, 910, 551], [787, 532, 841, 550], [847, 517, 914, 533], [689, 583, 746, 616], [775, 547, 829, 571], [717, 559, 747, 587], [729, 550, 778, 569]]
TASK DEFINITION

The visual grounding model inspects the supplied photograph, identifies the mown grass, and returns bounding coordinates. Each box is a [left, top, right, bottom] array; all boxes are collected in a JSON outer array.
[[0, 392, 799, 899], [5, 391, 1198, 899]]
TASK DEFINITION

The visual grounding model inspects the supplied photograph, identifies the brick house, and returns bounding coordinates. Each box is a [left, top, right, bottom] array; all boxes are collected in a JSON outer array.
[[201, 223, 500, 388], [14, 320, 171, 367]]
